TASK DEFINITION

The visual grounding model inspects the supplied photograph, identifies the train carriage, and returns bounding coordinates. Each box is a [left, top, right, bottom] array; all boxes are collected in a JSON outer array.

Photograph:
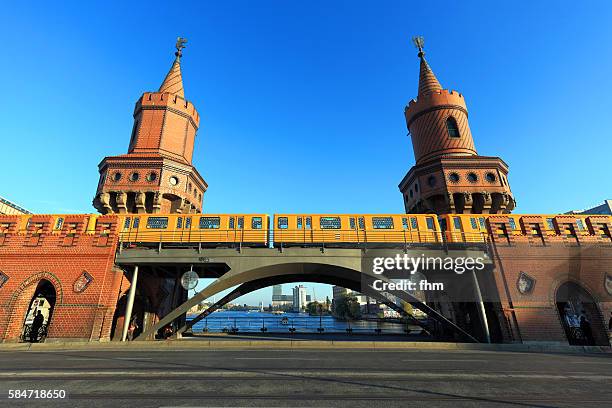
[[119, 214, 269, 247], [272, 214, 442, 247]]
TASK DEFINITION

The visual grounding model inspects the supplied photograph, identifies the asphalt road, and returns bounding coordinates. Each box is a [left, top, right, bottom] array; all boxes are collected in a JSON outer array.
[[0, 347, 611, 407]]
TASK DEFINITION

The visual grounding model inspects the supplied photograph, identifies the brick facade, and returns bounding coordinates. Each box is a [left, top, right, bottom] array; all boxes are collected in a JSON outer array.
[[0, 214, 123, 342]]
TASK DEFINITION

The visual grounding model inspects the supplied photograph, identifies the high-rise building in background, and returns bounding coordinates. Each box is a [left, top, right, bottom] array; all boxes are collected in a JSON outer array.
[[292, 285, 307, 312]]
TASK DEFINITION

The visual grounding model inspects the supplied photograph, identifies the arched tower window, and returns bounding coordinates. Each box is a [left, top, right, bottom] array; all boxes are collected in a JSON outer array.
[[446, 117, 460, 138]]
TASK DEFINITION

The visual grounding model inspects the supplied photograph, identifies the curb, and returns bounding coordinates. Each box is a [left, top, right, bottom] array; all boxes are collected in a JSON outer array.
[[2, 340, 610, 354]]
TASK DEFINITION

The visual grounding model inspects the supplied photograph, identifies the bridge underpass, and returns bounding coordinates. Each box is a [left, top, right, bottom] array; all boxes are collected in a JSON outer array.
[[114, 246, 494, 343]]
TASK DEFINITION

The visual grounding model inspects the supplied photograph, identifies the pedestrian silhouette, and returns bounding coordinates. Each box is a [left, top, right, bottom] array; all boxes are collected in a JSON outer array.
[[127, 317, 139, 341], [30, 310, 44, 342], [579, 316, 593, 345]]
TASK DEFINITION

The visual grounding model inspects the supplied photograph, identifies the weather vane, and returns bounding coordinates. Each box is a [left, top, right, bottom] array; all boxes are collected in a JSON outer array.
[[175, 37, 187, 57], [412, 35, 425, 57]]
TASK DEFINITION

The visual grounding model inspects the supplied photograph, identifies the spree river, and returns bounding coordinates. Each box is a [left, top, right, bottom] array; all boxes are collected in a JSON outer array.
[[188, 310, 408, 334]]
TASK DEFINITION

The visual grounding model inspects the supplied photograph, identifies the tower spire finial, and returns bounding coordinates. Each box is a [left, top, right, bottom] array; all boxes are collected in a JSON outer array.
[[175, 37, 187, 58], [159, 37, 187, 98], [411, 35, 442, 96], [412, 35, 425, 58]]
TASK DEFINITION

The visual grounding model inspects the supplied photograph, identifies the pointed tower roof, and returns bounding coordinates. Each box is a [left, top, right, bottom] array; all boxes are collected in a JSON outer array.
[[412, 36, 442, 97], [159, 37, 188, 98]]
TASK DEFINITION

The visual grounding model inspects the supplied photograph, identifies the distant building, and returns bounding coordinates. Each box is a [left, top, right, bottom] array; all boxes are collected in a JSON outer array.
[[292, 285, 307, 311], [567, 200, 612, 215], [332, 286, 370, 307], [0, 196, 31, 215], [271, 284, 293, 309]]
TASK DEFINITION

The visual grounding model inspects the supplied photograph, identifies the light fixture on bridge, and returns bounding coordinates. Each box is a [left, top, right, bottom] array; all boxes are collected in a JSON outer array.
[[181, 265, 199, 291]]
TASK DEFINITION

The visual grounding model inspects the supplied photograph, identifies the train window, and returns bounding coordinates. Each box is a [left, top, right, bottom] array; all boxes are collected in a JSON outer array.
[[372, 217, 394, 229], [297, 217, 303, 229], [177, 217, 183, 229], [358, 217, 365, 229], [199, 217, 220, 229], [278, 217, 288, 229], [55, 218, 64, 230], [470, 218, 478, 229], [146, 217, 168, 229], [479, 217, 486, 229], [546, 218, 555, 231], [124, 217, 131, 229], [238, 217, 244, 229], [426, 218, 435, 230], [508, 218, 516, 230], [306, 217, 312, 229], [350, 218, 356, 230], [185, 217, 191, 229], [229, 217, 235, 229], [576, 219, 585, 231], [402, 218, 408, 230], [410, 217, 418, 229], [252, 217, 263, 229], [133, 218, 140, 228], [453, 217, 461, 230], [320, 217, 341, 229]]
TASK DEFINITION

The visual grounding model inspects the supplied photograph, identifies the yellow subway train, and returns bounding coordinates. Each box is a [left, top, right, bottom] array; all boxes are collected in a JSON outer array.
[[1, 213, 610, 248]]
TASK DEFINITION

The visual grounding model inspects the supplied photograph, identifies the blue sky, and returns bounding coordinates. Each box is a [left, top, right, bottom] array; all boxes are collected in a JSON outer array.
[[2, 1, 611, 305]]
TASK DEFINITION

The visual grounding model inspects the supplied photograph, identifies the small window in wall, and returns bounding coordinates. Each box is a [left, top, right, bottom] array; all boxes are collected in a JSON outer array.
[[185, 217, 192, 229], [320, 217, 341, 229], [372, 217, 394, 229], [402, 218, 408, 230], [199, 217, 220, 229], [252, 217, 263, 229], [446, 117, 460, 138], [278, 217, 288, 229], [358, 217, 365, 229], [349, 218, 356, 230], [297, 217, 303, 229], [177, 217, 183, 229], [146, 217, 168, 229], [576, 219, 586, 231], [229, 217, 235, 229], [410, 217, 418, 229], [55, 218, 64, 230], [237, 217, 244, 229], [133, 217, 140, 228], [305, 217, 312, 229], [546, 218, 555, 231], [124, 217, 131, 229], [453, 217, 462, 230], [508, 218, 517, 230]]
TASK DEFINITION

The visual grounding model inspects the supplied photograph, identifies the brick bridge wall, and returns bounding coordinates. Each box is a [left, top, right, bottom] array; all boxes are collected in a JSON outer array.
[[488, 216, 612, 345], [0, 214, 124, 342]]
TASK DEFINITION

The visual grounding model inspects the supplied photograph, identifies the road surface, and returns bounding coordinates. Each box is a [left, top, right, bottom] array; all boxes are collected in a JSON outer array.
[[0, 347, 611, 407]]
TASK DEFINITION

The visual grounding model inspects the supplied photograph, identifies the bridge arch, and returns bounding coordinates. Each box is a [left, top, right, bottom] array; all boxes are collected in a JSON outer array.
[[136, 261, 477, 342]]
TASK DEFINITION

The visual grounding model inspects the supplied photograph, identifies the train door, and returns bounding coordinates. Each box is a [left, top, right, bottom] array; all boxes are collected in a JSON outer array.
[[122, 216, 141, 242], [296, 215, 312, 244], [356, 216, 366, 244], [451, 216, 463, 242]]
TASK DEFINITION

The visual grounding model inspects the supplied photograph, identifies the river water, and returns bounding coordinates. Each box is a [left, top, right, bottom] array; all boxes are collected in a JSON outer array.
[[188, 310, 408, 334]]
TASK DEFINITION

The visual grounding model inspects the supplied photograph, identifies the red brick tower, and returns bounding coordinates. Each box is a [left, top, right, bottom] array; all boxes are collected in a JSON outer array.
[[93, 38, 207, 214], [399, 37, 515, 214]]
